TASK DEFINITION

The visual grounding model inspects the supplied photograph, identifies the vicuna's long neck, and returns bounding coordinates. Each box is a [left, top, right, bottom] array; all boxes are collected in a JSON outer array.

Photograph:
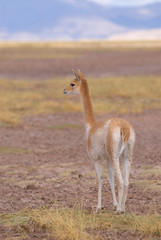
[[80, 79, 96, 127]]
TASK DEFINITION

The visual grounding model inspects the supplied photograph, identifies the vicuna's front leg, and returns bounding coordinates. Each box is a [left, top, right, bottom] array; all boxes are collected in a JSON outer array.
[[94, 161, 102, 211]]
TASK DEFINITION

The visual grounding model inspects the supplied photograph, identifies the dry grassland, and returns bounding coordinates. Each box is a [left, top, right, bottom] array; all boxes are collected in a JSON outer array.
[[1, 205, 161, 240], [1, 40, 161, 49], [0, 42, 160, 240], [0, 76, 160, 124]]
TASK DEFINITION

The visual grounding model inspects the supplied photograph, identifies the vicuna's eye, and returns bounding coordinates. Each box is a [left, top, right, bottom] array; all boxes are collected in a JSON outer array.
[[70, 83, 75, 87]]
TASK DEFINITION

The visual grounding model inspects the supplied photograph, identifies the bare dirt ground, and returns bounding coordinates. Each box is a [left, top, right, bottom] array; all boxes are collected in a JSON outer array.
[[0, 48, 161, 79], [0, 46, 161, 239], [0, 110, 161, 239]]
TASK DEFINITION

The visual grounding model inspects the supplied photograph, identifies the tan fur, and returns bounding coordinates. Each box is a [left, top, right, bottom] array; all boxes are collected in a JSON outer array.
[[80, 78, 95, 125], [65, 79, 80, 93], [64, 70, 95, 125], [89, 121, 106, 135], [87, 121, 106, 151], [107, 118, 131, 158], [63, 70, 135, 213]]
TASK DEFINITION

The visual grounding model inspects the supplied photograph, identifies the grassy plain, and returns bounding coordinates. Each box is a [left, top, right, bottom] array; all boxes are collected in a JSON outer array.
[[1, 40, 161, 49], [0, 41, 161, 61], [0, 75, 160, 124], [0, 42, 161, 240]]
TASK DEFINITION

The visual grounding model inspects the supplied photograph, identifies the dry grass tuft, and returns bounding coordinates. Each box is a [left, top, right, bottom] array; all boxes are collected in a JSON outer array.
[[134, 179, 161, 192], [0, 205, 161, 239], [131, 214, 161, 237], [140, 166, 161, 177], [95, 211, 161, 237], [30, 207, 98, 240]]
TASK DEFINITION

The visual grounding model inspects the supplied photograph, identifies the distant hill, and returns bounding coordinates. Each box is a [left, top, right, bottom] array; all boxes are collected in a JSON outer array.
[[0, 0, 161, 40], [108, 28, 161, 40]]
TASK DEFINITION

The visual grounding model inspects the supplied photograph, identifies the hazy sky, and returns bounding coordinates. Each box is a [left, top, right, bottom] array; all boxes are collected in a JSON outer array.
[[1, 0, 161, 40], [87, 0, 161, 6]]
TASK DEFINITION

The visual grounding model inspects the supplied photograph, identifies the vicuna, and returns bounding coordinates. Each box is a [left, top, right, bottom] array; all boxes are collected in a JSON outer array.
[[63, 70, 135, 214]]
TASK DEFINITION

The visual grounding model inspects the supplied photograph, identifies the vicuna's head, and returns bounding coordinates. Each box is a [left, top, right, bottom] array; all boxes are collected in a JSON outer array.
[[63, 69, 86, 96]]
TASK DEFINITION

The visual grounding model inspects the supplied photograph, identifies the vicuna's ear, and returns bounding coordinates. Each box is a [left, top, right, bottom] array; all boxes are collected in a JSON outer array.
[[72, 69, 81, 83], [78, 69, 86, 80]]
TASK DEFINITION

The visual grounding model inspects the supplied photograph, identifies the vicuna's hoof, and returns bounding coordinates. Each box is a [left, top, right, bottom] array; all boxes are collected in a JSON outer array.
[[96, 207, 102, 213], [113, 205, 118, 211], [115, 210, 125, 215]]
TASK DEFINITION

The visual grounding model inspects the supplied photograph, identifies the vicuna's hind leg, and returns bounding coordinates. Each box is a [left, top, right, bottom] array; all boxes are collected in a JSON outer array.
[[112, 157, 124, 213], [107, 161, 118, 209], [121, 143, 133, 212], [94, 160, 102, 211], [107, 127, 124, 213]]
